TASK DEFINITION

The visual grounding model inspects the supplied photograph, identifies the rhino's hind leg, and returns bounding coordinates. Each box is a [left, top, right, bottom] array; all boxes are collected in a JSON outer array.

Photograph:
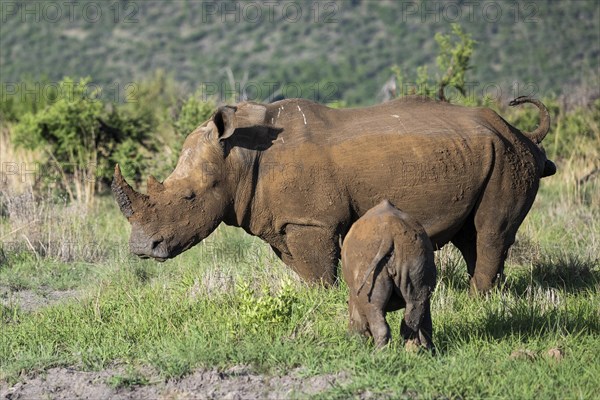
[[283, 224, 340, 285], [469, 161, 540, 293], [451, 219, 511, 293], [418, 301, 434, 351], [348, 297, 371, 338], [471, 196, 526, 293], [451, 220, 477, 278], [471, 204, 520, 292], [470, 238, 509, 293], [398, 261, 434, 351]]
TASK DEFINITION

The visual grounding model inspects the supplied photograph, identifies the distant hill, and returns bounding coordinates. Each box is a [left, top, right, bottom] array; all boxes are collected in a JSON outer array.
[[1, 0, 598, 105]]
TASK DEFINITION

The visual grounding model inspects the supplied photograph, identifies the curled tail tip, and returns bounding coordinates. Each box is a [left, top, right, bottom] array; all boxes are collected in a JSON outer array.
[[509, 95, 534, 107], [508, 96, 551, 144]]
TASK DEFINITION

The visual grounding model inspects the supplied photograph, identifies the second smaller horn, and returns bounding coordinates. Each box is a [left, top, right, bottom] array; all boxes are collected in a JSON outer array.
[[147, 175, 164, 193]]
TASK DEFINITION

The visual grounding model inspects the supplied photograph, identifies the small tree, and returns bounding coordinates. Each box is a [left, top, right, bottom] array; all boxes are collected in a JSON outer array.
[[434, 23, 476, 102], [391, 23, 475, 102]]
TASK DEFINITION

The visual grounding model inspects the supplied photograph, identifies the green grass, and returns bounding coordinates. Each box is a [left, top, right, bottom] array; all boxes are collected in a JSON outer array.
[[1, 169, 599, 398], [106, 370, 150, 390], [1, 251, 598, 398]]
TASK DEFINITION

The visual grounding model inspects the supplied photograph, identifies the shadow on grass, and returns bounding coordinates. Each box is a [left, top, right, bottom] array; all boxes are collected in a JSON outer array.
[[434, 253, 599, 352], [505, 253, 600, 294], [436, 245, 599, 294], [481, 307, 600, 339], [437, 300, 600, 352]]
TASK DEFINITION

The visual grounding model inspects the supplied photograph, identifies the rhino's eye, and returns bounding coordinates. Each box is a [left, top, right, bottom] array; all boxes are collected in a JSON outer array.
[[183, 190, 196, 200]]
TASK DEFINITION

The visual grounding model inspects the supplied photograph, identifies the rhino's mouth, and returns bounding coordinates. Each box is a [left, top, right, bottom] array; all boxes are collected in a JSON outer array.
[[136, 254, 168, 262]]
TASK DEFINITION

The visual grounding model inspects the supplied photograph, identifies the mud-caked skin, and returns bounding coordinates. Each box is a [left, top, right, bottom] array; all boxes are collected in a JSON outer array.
[[342, 200, 436, 349], [112, 95, 555, 293]]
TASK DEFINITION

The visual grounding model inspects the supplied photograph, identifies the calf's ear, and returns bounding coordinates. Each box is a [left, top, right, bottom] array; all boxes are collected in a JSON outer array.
[[213, 106, 237, 141]]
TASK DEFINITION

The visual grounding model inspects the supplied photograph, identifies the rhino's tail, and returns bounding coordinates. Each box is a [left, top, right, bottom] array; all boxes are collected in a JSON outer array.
[[508, 96, 551, 144], [356, 238, 393, 301], [542, 159, 557, 177]]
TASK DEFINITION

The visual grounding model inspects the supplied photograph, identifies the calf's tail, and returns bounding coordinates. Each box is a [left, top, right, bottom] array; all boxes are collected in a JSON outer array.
[[508, 96, 551, 144], [356, 238, 393, 300]]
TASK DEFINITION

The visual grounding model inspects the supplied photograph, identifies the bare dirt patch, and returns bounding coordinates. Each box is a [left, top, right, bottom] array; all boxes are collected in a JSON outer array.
[[0, 285, 80, 312], [1, 365, 349, 399]]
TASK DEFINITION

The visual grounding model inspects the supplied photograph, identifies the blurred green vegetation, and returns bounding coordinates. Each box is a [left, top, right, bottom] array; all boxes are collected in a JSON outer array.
[[8, 77, 157, 202], [0, 1, 598, 105]]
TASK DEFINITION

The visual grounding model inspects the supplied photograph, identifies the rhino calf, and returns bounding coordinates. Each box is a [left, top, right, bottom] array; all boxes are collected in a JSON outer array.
[[342, 200, 436, 349]]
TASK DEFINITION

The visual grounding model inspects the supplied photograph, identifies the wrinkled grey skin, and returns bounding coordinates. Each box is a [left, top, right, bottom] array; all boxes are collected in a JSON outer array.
[[342, 200, 436, 349]]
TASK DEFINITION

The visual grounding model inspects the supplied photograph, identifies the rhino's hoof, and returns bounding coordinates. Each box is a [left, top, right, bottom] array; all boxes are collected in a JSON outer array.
[[404, 339, 422, 353]]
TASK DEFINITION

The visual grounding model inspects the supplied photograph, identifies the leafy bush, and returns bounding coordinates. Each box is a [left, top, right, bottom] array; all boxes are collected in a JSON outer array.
[[549, 98, 600, 160], [173, 92, 215, 138], [11, 77, 156, 204], [103, 105, 158, 186], [434, 24, 476, 101], [236, 280, 299, 333], [13, 78, 104, 205], [0, 77, 57, 123]]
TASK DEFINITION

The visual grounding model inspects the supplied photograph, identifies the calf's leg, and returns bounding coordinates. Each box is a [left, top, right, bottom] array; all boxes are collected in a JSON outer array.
[[363, 274, 394, 348], [347, 295, 371, 337], [399, 264, 434, 350], [365, 309, 391, 348]]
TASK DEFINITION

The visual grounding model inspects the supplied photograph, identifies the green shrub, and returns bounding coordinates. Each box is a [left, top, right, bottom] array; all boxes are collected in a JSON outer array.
[[173, 92, 215, 138], [0, 77, 57, 123], [13, 77, 104, 204], [236, 279, 299, 333], [11, 77, 156, 203], [103, 105, 158, 186]]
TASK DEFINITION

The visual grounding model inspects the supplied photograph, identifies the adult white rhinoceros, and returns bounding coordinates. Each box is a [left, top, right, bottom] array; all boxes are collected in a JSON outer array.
[[113, 95, 555, 292]]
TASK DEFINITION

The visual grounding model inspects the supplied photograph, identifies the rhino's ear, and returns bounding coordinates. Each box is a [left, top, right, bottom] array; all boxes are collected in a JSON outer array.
[[237, 103, 267, 125], [213, 105, 238, 141]]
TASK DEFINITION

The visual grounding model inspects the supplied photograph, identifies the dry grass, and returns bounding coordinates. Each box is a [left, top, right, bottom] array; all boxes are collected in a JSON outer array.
[[1, 127, 104, 262], [0, 124, 42, 195]]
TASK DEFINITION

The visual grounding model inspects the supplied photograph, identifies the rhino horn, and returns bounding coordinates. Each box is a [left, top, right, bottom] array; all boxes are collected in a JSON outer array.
[[147, 174, 164, 194], [112, 164, 147, 219]]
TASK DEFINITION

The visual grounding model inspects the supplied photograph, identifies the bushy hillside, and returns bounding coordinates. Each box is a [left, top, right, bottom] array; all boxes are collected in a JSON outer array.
[[1, 0, 598, 105]]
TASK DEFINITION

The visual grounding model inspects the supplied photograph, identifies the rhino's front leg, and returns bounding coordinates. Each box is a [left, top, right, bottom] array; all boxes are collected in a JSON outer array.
[[281, 224, 340, 285]]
